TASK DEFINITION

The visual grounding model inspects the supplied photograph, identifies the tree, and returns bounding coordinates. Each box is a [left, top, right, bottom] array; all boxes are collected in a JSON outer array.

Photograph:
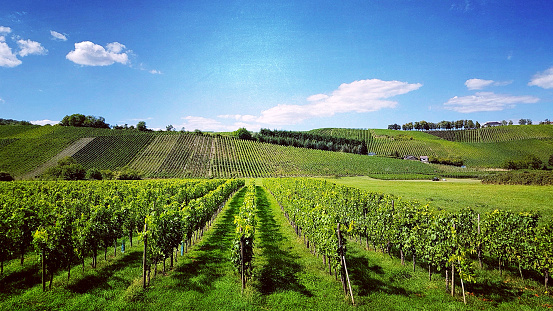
[[234, 128, 252, 140], [86, 168, 103, 180], [137, 121, 147, 131], [509, 120, 514, 125], [476, 121, 481, 129], [519, 119, 527, 125], [166, 125, 174, 132], [43, 157, 86, 180], [60, 114, 109, 128]]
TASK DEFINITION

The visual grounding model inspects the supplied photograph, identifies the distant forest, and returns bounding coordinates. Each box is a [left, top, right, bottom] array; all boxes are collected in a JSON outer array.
[[251, 128, 368, 155], [0, 118, 32, 126]]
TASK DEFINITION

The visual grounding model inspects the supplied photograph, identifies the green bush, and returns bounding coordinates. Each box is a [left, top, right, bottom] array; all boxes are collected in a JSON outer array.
[[482, 170, 553, 185], [117, 166, 143, 180], [86, 168, 103, 180], [43, 157, 86, 180], [429, 156, 464, 166]]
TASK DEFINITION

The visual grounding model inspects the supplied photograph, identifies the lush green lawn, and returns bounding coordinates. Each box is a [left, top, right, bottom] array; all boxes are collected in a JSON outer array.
[[328, 176, 553, 222]]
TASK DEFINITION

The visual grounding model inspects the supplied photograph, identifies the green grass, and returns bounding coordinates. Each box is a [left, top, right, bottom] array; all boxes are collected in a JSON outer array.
[[1, 181, 552, 310], [328, 176, 553, 223]]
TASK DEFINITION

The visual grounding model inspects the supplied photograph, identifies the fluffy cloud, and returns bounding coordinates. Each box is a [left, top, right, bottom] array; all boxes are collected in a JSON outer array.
[[256, 79, 422, 125], [443, 92, 539, 113], [66, 41, 129, 66], [180, 116, 235, 132], [17, 39, 47, 57], [0, 26, 11, 34], [465, 78, 512, 90], [218, 114, 258, 123], [31, 119, 59, 126], [50, 30, 67, 41], [528, 67, 553, 89], [0, 38, 22, 67]]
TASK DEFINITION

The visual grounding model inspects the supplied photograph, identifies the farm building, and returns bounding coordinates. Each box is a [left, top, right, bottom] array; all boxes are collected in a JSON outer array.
[[420, 156, 429, 163]]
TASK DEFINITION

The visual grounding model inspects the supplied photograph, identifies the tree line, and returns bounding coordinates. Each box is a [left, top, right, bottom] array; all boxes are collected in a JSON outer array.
[[388, 120, 481, 131], [242, 128, 368, 155]]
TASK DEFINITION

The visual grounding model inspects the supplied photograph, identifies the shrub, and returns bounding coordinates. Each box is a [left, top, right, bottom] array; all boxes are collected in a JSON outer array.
[[43, 157, 86, 180], [117, 167, 143, 180], [86, 168, 103, 180]]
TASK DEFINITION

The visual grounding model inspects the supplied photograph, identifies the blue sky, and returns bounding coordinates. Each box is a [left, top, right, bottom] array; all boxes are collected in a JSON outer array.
[[1, 0, 553, 131]]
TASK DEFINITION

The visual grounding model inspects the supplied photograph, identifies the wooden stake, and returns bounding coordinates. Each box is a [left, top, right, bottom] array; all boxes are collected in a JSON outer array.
[[142, 223, 148, 289]]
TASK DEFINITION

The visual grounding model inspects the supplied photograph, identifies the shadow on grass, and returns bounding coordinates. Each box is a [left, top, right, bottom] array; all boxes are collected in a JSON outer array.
[[67, 250, 143, 294], [169, 187, 247, 293], [346, 251, 414, 297], [0, 263, 41, 296], [253, 187, 312, 297]]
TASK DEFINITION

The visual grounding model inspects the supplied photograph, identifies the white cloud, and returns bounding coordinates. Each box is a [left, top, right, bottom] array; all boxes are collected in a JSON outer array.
[[0, 26, 11, 34], [66, 41, 129, 66], [149, 69, 162, 74], [17, 39, 47, 57], [50, 30, 67, 41], [465, 78, 512, 90], [180, 116, 233, 132], [0, 40, 22, 67], [528, 67, 553, 89], [31, 119, 59, 126], [443, 92, 539, 113], [257, 79, 422, 125], [218, 114, 258, 123]]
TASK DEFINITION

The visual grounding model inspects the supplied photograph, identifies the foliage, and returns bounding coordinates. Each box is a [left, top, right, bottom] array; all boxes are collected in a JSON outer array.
[[43, 156, 86, 180], [429, 156, 464, 167], [482, 170, 553, 185], [234, 127, 252, 140], [503, 154, 544, 170], [59, 114, 110, 128], [85, 168, 103, 180], [117, 166, 143, 180]]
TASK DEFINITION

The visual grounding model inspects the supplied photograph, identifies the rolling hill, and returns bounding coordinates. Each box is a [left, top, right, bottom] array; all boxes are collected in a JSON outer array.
[[1, 124, 552, 179]]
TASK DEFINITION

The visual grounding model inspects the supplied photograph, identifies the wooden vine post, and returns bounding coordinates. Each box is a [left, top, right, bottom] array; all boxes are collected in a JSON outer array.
[[142, 223, 148, 289], [337, 223, 355, 305], [240, 234, 245, 293]]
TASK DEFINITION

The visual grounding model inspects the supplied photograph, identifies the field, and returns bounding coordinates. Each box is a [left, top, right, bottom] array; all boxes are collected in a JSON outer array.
[[1, 179, 552, 310], [329, 176, 553, 223], [1, 124, 553, 180]]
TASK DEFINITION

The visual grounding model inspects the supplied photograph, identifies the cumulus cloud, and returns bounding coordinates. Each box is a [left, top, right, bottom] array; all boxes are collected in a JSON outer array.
[[0, 26, 11, 34], [218, 114, 258, 123], [17, 39, 47, 57], [149, 69, 162, 74], [50, 30, 67, 41], [0, 38, 22, 67], [256, 79, 422, 125], [66, 41, 129, 66], [31, 119, 59, 126], [465, 78, 512, 90], [528, 67, 553, 89], [443, 92, 539, 113]]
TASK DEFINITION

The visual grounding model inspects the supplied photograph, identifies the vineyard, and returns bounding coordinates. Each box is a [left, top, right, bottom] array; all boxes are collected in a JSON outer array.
[[1, 124, 553, 180], [1, 178, 552, 309]]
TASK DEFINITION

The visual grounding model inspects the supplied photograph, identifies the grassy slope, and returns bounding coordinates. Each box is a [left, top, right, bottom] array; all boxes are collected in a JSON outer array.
[[2, 124, 553, 179], [329, 176, 553, 222], [311, 126, 553, 168]]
